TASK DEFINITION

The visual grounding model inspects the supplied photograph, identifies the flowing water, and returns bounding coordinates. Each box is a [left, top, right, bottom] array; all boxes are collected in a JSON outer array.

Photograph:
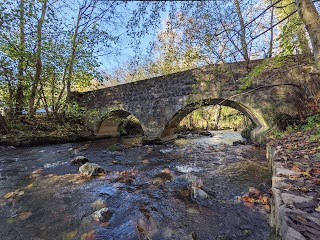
[[0, 130, 272, 240]]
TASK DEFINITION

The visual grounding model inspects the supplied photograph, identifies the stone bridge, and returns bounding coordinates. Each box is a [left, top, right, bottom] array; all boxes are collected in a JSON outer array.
[[71, 55, 318, 144]]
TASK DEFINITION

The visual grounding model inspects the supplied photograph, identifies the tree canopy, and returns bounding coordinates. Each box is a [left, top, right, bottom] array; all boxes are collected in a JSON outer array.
[[0, 0, 319, 117]]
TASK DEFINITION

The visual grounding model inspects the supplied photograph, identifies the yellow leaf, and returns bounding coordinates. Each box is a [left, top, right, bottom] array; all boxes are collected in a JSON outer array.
[[301, 171, 311, 177], [26, 184, 33, 189], [4, 192, 14, 199], [315, 206, 320, 212], [63, 230, 78, 240], [298, 187, 309, 192]]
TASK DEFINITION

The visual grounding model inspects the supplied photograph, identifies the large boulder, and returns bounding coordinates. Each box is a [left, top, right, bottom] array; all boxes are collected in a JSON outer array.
[[79, 163, 105, 176]]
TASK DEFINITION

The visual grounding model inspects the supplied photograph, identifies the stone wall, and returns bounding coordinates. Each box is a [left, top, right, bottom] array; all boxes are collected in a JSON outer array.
[[268, 145, 320, 240]]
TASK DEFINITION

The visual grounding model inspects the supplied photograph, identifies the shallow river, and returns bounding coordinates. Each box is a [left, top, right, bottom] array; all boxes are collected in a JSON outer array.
[[0, 130, 272, 240]]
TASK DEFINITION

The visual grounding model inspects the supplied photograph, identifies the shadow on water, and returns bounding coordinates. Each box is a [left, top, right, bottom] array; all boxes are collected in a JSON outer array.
[[0, 130, 272, 240]]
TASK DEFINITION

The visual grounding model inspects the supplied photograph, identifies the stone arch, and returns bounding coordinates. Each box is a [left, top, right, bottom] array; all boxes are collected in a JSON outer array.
[[161, 99, 268, 140], [95, 109, 144, 137]]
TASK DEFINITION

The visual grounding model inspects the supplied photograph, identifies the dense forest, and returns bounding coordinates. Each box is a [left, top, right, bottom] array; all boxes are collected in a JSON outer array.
[[0, 0, 319, 133]]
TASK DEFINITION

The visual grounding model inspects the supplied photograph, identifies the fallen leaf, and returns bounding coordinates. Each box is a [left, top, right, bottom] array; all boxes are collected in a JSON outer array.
[[81, 230, 96, 240], [301, 171, 311, 177], [243, 202, 253, 208], [260, 195, 269, 205], [16, 211, 32, 221], [26, 183, 33, 189], [4, 190, 24, 199], [313, 179, 320, 185], [292, 165, 301, 172], [298, 187, 309, 192], [62, 230, 77, 240], [315, 206, 320, 212], [242, 196, 255, 203], [4, 192, 14, 199], [309, 168, 320, 175]]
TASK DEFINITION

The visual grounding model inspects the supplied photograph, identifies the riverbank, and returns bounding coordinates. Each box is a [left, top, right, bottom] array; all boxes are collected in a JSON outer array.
[[268, 129, 320, 240], [0, 115, 94, 147]]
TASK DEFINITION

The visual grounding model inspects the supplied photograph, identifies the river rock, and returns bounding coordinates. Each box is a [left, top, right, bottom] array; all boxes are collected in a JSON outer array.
[[152, 168, 174, 183], [191, 186, 209, 200], [71, 156, 89, 165], [92, 207, 112, 222], [91, 198, 106, 211], [79, 163, 105, 176], [232, 140, 247, 146], [178, 173, 203, 187], [107, 143, 128, 151], [169, 174, 208, 200]]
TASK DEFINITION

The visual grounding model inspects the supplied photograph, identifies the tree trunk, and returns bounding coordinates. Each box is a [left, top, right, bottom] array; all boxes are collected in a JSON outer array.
[[0, 114, 9, 134], [213, 105, 221, 130], [15, 0, 26, 115], [234, 0, 250, 64], [29, 0, 48, 116], [268, 0, 274, 58], [296, 0, 320, 71], [65, 8, 81, 102]]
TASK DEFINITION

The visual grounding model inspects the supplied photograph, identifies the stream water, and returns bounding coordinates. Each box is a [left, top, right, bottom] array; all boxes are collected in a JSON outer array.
[[0, 130, 272, 240]]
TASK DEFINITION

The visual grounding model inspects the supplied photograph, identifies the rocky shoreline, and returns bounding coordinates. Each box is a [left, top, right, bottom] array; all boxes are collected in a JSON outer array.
[[268, 130, 320, 240]]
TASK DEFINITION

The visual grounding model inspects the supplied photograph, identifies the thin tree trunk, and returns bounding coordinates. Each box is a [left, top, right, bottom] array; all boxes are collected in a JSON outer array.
[[65, 8, 81, 102], [15, 0, 26, 115], [234, 0, 250, 64], [268, 0, 274, 58], [51, 71, 56, 113], [213, 105, 221, 130], [29, 0, 48, 116], [0, 115, 9, 134], [296, 0, 320, 71]]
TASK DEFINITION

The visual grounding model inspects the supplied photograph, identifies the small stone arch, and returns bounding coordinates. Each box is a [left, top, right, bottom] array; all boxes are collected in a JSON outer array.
[[95, 109, 144, 137], [161, 99, 268, 140]]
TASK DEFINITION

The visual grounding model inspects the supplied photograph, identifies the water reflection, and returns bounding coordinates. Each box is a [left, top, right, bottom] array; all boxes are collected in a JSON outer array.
[[175, 130, 245, 145]]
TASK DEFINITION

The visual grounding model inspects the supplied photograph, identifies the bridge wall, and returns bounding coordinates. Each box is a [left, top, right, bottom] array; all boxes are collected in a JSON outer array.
[[71, 56, 318, 143]]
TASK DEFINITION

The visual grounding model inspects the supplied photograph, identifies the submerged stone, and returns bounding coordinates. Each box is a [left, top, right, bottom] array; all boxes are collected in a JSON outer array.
[[91, 198, 106, 211], [169, 173, 208, 201], [79, 163, 105, 176], [92, 207, 112, 222], [71, 156, 89, 165], [191, 186, 209, 200]]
